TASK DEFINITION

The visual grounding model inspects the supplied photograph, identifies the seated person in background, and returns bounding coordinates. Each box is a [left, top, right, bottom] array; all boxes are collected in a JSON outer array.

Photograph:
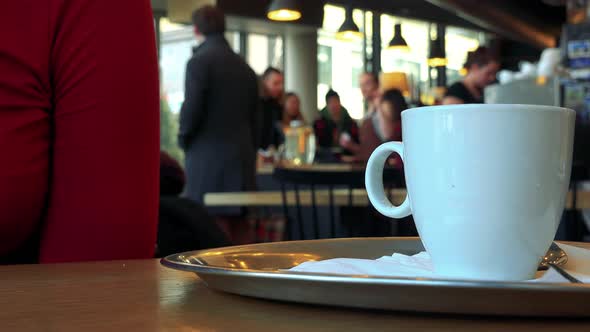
[[314, 89, 359, 153], [157, 151, 230, 257], [359, 72, 381, 114], [443, 46, 499, 105], [276, 92, 305, 146], [281, 92, 304, 129], [341, 89, 407, 166], [259, 67, 285, 150]]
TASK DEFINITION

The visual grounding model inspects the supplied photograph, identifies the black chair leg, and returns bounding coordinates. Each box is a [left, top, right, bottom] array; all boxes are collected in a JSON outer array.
[[294, 184, 304, 240], [280, 183, 291, 241], [311, 184, 319, 239], [329, 186, 336, 238], [347, 186, 354, 237]]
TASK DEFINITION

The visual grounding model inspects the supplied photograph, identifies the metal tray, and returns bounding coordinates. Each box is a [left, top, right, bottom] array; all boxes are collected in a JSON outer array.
[[161, 237, 590, 317]]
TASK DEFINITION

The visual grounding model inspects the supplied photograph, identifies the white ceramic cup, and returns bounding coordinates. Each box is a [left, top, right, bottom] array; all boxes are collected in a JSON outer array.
[[366, 104, 575, 281]]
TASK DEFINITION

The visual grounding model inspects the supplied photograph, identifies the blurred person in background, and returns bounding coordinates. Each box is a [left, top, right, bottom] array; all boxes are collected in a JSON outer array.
[[281, 92, 304, 129], [314, 89, 359, 154], [276, 92, 305, 148], [443, 46, 500, 104], [259, 67, 285, 150], [178, 6, 259, 244], [359, 72, 381, 114], [354, 89, 407, 165], [339, 72, 386, 162]]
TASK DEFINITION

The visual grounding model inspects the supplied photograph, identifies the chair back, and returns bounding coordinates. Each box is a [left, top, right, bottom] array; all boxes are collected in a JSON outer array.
[[273, 166, 404, 240]]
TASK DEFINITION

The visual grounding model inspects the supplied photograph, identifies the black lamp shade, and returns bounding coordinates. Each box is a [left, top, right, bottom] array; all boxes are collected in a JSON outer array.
[[267, 0, 302, 21], [428, 38, 447, 67], [336, 5, 362, 40], [388, 24, 409, 50]]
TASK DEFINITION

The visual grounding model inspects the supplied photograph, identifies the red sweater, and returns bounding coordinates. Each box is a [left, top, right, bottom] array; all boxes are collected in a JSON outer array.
[[358, 115, 402, 166], [0, 0, 159, 263]]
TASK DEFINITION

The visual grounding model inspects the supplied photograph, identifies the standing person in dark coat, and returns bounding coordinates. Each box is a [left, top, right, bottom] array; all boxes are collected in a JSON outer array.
[[258, 67, 285, 151], [178, 5, 259, 220]]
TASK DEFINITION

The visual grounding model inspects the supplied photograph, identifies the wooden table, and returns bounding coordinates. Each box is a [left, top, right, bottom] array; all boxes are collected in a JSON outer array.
[[205, 188, 405, 207], [2, 255, 590, 331], [257, 163, 364, 175], [205, 189, 590, 209], [0, 260, 590, 332]]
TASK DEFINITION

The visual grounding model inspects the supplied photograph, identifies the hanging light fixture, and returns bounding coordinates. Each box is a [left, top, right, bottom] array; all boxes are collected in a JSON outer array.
[[267, 0, 302, 22], [428, 38, 447, 67], [336, 5, 362, 41], [380, 72, 410, 97], [387, 24, 409, 51]]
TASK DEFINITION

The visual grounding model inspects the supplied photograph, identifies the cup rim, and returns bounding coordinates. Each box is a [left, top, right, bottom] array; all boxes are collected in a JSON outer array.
[[402, 104, 575, 117]]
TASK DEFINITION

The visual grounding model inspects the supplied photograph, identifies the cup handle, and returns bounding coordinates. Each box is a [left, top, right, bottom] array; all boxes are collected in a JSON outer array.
[[365, 142, 411, 219]]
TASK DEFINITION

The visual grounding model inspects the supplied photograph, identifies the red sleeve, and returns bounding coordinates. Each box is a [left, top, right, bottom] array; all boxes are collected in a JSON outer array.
[[39, 0, 160, 263]]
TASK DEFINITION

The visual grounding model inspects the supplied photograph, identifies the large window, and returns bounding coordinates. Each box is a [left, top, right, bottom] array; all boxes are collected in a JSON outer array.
[[159, 18, 196, 116], [158, 18, 194, 162], [381, 15, 429, 100], [318, 44, 333, 86], [445, 26, 486, 84], [318, 4, 366, 120], [247, 34, 284, 75]]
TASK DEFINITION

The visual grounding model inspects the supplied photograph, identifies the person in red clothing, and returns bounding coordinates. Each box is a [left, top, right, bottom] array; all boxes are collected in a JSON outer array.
[[341, 89, 407, 165], [0, 0, 159, 263]]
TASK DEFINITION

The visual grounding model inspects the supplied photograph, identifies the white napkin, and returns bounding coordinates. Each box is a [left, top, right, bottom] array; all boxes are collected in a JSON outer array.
[[289, 243, 590, 283]]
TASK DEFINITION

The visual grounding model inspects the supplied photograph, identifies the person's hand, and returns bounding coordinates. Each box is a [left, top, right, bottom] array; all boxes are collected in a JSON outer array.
[[339, 132, 352, 149], [340, 155, 356, 163], [257, 147, 276, 165]]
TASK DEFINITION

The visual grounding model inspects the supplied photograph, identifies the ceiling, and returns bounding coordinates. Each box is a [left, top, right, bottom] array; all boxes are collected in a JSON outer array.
[[334, 0, 566, 48], [157, 0, 569, 49], [331, 0, 485, 30]]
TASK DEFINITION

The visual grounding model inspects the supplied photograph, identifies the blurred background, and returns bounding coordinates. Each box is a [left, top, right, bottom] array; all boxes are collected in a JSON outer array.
[[156, 0, 578, 162]]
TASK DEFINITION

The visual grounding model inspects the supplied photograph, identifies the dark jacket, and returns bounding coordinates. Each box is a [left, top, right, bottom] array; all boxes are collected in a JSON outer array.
[[178, 35, 259, 215], [258, 96, 284, 150], [445, 81, 482, 104]]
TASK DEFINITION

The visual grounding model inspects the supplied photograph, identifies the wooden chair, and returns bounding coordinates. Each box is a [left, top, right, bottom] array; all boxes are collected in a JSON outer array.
[[273, 166, 405, 240]]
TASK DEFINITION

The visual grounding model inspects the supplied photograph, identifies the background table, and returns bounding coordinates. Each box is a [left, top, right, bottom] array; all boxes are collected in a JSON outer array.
[[1, 253, 590, 331], [256, 163, 363, 175], [205, 189, 590, 240], [205, 189, 590, 209], [251, 164, 404, 238]]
